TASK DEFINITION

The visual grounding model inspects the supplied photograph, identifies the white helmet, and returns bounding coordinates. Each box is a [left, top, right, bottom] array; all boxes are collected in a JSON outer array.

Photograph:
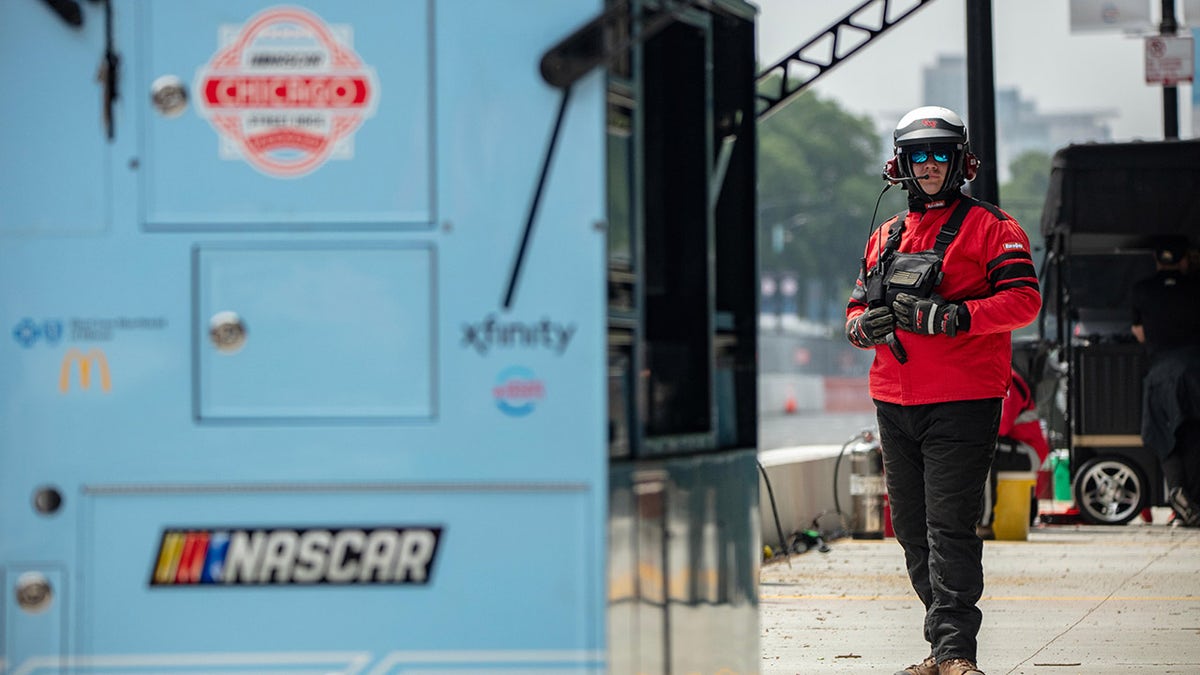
[[891, 106, 974, 201]]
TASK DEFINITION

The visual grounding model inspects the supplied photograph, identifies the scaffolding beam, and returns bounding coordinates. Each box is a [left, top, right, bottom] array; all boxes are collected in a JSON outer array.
[[755, 0, 936, 121]]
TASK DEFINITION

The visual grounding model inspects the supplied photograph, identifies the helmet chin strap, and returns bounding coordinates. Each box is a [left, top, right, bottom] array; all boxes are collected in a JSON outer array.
[[904, 169, 967, 205], [901, 152, 964, 203], [905, 181, 960, 204]]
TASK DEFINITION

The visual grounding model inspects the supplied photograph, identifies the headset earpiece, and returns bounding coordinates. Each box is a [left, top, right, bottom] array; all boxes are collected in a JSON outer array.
[[884, 156, 901, 180], [964, 152, 979, 181]]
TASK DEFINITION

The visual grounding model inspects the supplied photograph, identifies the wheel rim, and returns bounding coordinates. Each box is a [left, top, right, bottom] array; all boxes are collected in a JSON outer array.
[[1077, 460, 1142, 523]]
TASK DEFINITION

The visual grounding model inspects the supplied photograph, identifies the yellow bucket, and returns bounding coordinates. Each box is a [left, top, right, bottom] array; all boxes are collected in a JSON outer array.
[[993, 471, 1038, 541]]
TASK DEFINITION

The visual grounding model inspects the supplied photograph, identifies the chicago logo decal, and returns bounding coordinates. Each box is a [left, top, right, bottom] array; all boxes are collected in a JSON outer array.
[[194, 6, 379, 178], [151, 526, 442, 586]]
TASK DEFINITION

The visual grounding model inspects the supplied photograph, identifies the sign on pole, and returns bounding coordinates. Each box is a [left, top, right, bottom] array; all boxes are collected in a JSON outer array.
[[1069, 0, 1152, 34], [1145, 34, 1195, 85]]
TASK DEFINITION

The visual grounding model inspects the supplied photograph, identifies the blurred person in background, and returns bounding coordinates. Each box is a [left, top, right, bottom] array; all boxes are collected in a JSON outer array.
[[976, 366, 1049, 539], [1132, 238, 1200, 527]]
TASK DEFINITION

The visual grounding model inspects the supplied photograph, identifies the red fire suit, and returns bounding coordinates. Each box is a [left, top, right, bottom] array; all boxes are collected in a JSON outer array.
[[981, 367, 1053, 524], [999, 369, 1049, 463], [848, 191, 1042, 664], [846, 196, 1042, 403]]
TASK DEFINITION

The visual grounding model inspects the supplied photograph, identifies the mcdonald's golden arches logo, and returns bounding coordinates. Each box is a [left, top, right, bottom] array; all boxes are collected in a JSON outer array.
[[59, 348, 111, 393]]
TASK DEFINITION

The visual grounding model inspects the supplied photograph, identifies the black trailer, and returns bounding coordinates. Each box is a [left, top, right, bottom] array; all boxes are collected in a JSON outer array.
[[1034, 139, 1200, 524]]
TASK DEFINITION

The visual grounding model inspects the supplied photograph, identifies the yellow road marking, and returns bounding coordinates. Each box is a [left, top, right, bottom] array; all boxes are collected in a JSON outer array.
[[761, 593, 1200, 601]]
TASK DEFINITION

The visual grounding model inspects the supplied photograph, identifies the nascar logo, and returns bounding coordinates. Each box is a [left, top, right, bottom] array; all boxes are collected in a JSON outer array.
[[151, 526, 442, 586]]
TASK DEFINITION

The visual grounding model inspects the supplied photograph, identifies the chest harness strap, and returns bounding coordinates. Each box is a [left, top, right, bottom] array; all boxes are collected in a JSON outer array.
[[871, 197, 978, 364]]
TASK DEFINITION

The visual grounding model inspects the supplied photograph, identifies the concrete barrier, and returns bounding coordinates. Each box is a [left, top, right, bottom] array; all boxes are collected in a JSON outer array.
[[758, 444, 850, 550]]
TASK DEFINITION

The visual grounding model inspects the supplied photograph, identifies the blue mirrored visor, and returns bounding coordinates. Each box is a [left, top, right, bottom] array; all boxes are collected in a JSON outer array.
[[906, 145, 953, 164]]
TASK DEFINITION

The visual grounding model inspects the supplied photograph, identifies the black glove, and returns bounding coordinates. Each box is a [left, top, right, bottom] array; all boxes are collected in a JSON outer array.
[[846, 306, 895, 348], [892, 293, 962, 337]]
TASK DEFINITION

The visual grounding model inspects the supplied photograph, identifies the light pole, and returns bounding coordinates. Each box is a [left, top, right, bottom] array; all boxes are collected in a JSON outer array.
[[1160, 0, 1179, 139]]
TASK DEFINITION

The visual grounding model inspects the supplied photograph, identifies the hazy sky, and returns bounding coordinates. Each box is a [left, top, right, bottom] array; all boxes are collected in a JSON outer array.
[[753, 0, 1196, 141]]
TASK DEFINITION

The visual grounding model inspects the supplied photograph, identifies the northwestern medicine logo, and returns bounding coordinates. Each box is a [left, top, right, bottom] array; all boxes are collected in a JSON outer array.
[[12, 318, 63, 347], [13, 317, 167, 346], [151, 526, 442, 586], [194, 5, 379, 178]]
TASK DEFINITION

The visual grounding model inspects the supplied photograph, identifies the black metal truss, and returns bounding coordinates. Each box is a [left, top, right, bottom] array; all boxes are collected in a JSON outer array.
[[755, 0, 937, 121]]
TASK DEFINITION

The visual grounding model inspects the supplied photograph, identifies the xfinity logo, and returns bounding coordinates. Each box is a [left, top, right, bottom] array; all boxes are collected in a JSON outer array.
[[461, 314, 576, 355]]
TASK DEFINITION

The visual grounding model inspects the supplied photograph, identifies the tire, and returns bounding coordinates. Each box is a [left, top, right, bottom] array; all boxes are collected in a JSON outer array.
[[1073, 456, 1147, 525]]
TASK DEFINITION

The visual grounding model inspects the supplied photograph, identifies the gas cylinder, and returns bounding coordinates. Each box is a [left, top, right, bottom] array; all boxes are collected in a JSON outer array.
[[848, 430, 886, 539]]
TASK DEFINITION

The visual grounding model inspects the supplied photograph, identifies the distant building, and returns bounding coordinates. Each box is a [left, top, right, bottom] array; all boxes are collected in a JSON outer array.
[[877, 54, 1115, 182], [922, 54, 968, 117]]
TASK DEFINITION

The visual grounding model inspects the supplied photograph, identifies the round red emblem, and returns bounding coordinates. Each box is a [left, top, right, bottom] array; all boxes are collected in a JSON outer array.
[[194, 6, 379, 178]]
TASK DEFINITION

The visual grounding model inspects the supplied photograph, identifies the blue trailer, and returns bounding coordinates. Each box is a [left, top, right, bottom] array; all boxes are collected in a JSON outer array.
[[1, 1, 761, 673]]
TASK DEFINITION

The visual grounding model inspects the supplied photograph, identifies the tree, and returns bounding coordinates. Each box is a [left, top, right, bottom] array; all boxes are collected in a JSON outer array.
[[758, 85, 904, 323], [999, 149, 1052, 267]]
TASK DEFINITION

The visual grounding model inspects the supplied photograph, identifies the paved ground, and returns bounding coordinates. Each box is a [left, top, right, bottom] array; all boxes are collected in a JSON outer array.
[[760, 509, 1200, 674]]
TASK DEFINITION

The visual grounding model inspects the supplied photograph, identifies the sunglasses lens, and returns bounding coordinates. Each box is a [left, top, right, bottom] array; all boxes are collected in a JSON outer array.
[[908, 149, 951, 164]]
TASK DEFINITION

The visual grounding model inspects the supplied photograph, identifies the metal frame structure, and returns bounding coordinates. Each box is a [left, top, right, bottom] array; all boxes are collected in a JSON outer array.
[[755, 0, 937, 121]]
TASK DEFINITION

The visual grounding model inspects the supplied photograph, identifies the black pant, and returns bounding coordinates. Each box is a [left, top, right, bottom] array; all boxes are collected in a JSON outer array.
[[876, 398, 1001, 663], [1162, 420, 1200, 503]]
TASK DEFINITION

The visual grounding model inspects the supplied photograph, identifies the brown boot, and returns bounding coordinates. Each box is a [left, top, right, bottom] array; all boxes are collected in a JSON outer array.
[[939, 657, 985, 675], [893, 655, 937, 675]]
